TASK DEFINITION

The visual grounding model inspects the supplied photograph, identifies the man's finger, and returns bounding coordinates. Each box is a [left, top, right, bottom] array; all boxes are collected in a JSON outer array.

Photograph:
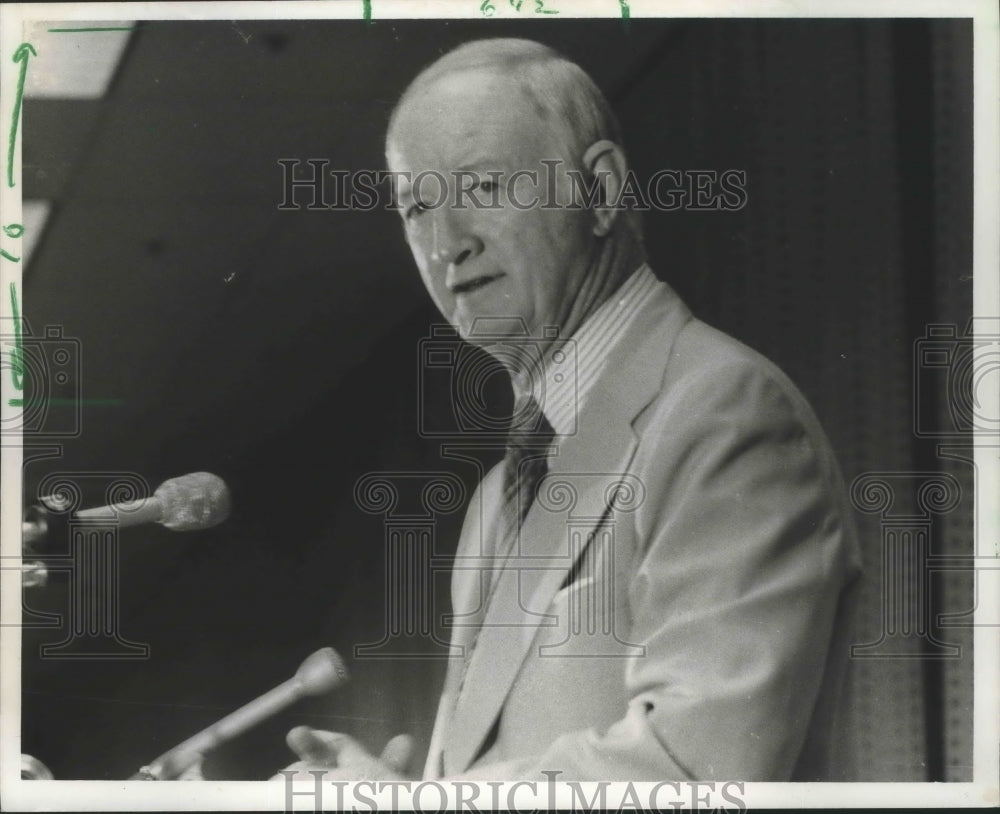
[[326, 733, 377, 769], [285, 726, 347, 764], [379, 734, 415, 773], [270, 761, 315, 781]]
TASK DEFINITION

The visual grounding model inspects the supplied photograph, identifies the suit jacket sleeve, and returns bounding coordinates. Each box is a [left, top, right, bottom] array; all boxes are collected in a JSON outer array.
[[461, 347, 859, 781]]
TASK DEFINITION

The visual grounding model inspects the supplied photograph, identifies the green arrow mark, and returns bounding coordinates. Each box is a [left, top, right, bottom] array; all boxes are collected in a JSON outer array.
[[7, 42, 37, 189]]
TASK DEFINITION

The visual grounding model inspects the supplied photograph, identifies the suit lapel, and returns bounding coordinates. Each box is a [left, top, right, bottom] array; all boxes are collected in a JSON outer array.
[[443, 282, 693, 774]]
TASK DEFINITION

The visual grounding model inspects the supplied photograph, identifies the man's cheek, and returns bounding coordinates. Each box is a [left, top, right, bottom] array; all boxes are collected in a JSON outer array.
[[423, 277, 455, 321], [505, 172, 544, 211]]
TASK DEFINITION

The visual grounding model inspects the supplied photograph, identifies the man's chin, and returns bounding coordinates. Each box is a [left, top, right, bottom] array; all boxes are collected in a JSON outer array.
[[455, 313, 533, 343]]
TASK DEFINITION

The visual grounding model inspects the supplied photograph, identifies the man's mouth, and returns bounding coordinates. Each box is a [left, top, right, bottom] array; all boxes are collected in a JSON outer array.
[[451, 275, 503, 296]]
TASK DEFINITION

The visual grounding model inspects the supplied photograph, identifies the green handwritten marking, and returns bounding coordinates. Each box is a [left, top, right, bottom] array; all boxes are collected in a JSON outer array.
[[619, 0, 630, 29], [362, 0, 372, 23], [14, 398, 123, 406], [1, 223, 23, 262], [8, 283, 24, 407], [7, 43, 36, 188], [486, 0, 557, 15], [47, 27, 134, 33]]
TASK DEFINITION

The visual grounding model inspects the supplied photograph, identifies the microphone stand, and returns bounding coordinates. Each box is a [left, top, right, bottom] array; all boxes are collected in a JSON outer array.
[[131, 648, 348, 780]]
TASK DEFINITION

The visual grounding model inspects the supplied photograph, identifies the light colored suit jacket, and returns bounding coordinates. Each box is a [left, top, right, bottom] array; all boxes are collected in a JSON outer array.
[[424, 280, 862, 781]]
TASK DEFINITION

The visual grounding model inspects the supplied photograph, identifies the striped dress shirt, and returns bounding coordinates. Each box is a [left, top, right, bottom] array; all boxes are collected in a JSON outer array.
[[520, 263, 661, 439]]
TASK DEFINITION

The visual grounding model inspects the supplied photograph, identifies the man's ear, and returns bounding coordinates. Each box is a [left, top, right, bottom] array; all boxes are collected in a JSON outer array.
[[581, 139, 629, 237]]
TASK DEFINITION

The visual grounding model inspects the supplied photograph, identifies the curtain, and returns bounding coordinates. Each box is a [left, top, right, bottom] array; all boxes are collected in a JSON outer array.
[[612, 18, 973, 781]]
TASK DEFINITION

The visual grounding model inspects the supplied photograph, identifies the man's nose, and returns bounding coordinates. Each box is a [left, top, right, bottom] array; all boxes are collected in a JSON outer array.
[[429, 208, 482, 267]]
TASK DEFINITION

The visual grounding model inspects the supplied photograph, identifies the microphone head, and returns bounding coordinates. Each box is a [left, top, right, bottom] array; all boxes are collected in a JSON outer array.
[[295, 648, 349, 696], [154, 472, 231, 531]]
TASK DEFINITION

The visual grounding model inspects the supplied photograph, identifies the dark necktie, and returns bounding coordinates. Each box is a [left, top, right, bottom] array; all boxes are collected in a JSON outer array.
[[443, 394, 556, 764], [453, 394, 555, 683], [493, 393, 556, 578]]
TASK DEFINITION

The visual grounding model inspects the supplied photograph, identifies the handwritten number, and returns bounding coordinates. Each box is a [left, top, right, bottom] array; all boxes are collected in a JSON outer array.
[[8, 282, 24, 395], [1, 223, 22, 263], [7, 43, 37, 188], [483, 0, 556, 15]]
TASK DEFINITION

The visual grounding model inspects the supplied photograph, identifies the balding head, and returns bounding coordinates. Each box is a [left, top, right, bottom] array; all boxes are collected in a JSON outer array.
[[386, 38, 646, 362], [388, 38, 624, 174]]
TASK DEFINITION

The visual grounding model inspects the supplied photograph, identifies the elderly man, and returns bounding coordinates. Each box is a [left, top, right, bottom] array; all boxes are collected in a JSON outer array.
[[281, 37, 861, 782]]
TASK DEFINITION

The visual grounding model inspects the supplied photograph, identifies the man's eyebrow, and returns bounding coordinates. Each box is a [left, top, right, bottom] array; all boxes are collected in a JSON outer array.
[[454, 160, 505, 174]]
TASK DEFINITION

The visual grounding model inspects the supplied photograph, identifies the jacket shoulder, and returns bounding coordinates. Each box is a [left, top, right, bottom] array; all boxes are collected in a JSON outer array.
[[650, 317, 831, 444]]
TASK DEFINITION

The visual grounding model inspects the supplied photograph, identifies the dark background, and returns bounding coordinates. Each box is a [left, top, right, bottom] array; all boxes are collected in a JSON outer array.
[[19, 17, 973, 781]]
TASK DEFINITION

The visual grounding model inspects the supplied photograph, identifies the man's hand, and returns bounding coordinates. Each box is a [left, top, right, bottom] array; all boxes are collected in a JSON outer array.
[[272, 726, 415, 781]]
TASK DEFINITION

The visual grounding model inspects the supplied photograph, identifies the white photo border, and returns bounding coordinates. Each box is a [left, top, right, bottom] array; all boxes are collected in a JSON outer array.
[[1, 0, 997, 809]]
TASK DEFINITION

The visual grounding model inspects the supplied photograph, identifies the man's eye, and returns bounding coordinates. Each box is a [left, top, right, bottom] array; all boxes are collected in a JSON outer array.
[[477, 179, 495, 192], [405, 201, 427, 219]]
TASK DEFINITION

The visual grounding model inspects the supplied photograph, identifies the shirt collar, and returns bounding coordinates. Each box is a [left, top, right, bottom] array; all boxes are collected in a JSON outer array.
[[516, 263, 659, 437]]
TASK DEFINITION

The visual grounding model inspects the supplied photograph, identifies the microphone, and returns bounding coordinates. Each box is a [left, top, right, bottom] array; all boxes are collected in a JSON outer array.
[[132, 648, 349, 780], [21, 472, 230, 588], [73, 471, 231, 531]]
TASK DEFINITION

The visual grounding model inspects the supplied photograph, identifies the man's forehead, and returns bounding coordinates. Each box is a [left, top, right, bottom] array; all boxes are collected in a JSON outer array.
[[387, 69, 553, 168], [407, 67, 526, 113]]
